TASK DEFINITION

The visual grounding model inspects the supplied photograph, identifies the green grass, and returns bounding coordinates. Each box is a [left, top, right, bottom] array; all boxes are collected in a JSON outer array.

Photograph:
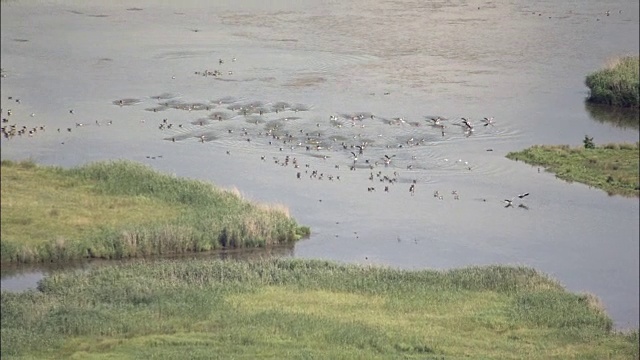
[[585, 56, 640, 108], [1, 258, 637, 359], [506, 143, 640, 197], [0, 160, 310, 263]]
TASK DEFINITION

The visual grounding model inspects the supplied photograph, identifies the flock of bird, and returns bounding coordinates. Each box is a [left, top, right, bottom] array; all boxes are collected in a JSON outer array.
[[1, 57, 531, 210]]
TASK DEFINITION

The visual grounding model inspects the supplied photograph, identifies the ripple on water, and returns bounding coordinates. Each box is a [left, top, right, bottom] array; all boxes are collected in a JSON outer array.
[[245, 116, 266, 125], [150, 92, 179, 100], [159, 100, 211, 112], [113, 98, 142, 106], [297, 51, 379, 74], [208, 111, 236, 121], [153, 50, 217, 60], [145, 106, 169, 112], [211, 96, 240, 105]]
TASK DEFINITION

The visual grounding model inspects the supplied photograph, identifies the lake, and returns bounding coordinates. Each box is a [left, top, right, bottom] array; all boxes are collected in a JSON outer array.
[[1, 0, 638, 329]]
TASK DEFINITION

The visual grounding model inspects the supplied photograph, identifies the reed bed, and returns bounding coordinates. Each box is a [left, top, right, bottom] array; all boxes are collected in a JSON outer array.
[[585, 56, 640, 108], [507, 142, 640, 197], [1, 258, 637, 359], [0, 160, 310, 263]]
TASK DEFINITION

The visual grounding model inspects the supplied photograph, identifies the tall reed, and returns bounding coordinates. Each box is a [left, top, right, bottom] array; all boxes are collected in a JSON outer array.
[[585, 56, 640, 108], [2, 259, 636, 359]]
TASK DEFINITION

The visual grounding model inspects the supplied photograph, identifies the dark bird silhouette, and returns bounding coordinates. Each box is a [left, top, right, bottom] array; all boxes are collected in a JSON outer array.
[[504, 193, 530, 207], [461, 118, 473, 131], [481, 117, 495, 126]]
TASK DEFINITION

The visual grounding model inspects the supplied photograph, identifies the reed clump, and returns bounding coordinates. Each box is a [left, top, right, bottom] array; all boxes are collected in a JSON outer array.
[[0, 160, 310, 263], [507, 142, 639, 197], [1, 258, 637, 359], [585, 56, 640, 108]]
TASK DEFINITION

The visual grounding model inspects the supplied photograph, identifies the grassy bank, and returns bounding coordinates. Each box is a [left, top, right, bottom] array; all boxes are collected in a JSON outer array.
[[0, 160, 310, 263], [1, 259, 637, 359], [585, 56, 640, 108], [506, 142, 639, 197]]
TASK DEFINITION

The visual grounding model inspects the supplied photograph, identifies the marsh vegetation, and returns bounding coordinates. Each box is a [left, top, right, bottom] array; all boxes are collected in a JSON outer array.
[[1, 258, 637, 359], [585, 56, 640, 108], [506, 142, 639, 197], [0, 160, 310, 263]]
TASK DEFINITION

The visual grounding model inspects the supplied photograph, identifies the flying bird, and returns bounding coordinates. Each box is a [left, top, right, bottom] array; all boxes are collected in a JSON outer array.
[[504, 193, 530, 207], [427, 116, 446, 125], [383, 154, 396, 165], [461, 118, 474, 131], [481, 117, 495, 126]]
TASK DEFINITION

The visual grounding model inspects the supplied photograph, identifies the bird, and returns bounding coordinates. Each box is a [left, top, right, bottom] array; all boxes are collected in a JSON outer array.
[[427, 116, 446, 126], [383, 154, 396, 165], [504, 193, 529, 207], [481, 117, 495, 126], [461, 118, 473, 131], [429, 117, 441, 125]]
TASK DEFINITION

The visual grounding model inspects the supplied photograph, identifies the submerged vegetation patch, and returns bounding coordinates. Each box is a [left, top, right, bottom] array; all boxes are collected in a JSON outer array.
[[0, 160, 310, 263], [0, 259, 637, 359], [506, 142, 639, 197], [585, 56, 640, 108]]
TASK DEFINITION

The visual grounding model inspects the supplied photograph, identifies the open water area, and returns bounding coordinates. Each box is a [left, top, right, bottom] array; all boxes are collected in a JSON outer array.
[[1, 0, 638, 329]]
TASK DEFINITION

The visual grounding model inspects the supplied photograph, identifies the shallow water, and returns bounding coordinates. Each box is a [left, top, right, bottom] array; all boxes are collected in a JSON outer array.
[[1, 0, 638, 329]]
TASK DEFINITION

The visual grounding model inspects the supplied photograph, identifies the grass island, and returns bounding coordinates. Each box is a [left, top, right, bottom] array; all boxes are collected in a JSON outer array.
[[1, 258, 638, 359], [0, 159, 310, 263], [507, 142, 639, 197], [585, 56, 639, 108]]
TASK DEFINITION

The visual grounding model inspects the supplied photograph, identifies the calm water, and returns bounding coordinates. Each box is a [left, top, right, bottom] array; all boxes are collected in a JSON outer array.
[[1, 0, 638, 329]]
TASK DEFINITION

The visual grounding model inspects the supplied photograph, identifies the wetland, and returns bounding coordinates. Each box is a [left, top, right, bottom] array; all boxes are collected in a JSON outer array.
[[1, 0, 639, 332]]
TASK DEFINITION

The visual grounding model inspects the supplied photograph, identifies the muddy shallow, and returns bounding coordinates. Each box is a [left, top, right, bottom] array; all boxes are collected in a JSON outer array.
[[1, 0, 638, 329]]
